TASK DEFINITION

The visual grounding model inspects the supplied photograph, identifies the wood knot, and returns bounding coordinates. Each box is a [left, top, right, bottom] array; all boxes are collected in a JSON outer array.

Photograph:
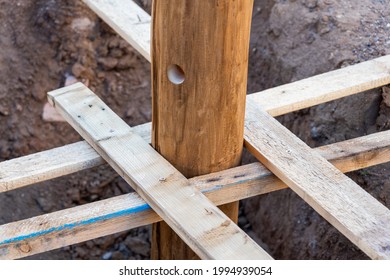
[[221, 220, 231, 227], [19, 243, 32, 253]]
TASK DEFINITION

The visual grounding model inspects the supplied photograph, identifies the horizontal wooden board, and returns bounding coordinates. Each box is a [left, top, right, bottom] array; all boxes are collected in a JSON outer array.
[[4, 1, 389, 193], [2, 129, 390, 259], [248, 55, 390, 116], [316, 130, 390, 173], [245, 102, 390, 260], [5, 90, 390, 194], [0, 123, 151, 193], [46, 83, 272, 260]]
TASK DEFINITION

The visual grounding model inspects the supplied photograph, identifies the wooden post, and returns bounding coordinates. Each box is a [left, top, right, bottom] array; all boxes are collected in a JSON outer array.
[[151, 0, 254, 259]]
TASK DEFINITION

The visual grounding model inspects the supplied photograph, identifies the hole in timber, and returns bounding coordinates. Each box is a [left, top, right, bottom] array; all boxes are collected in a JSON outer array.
[[167, 64, 185, 85]]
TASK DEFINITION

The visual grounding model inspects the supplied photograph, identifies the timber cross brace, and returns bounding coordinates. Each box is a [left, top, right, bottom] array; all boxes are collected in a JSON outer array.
[[1, 0, 390, 260]]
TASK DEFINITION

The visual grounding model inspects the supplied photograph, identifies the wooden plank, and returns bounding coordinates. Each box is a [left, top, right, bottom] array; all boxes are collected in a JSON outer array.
[[197, 129, 390, 206], [3, 118, 390, 195], [83, 0, 390, 116], [0, 142, 102, 193], [244, 102, 390, 260], [47, 83, 272, 260], [315, 130, 390, 174], [150, 0, 254, 259], [81, 0, 151, 62], [0, 192, 156, 260], [2, 130, 390, 259], [0, 123, 150, 193], [1, 118, 389, 194], [248, 55, 390, 116]]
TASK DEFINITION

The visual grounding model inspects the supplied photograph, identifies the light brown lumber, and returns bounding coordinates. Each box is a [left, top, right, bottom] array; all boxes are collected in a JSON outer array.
[[244, 102, 390, 260], [2, 123, 390, 197], [3, 107, 390, 195], [2, 99, 390, 194], [151, 0, 253, 177], [247, 55, 390, 116], [81, 0, 151, 62], [2, 129, 390, 259], [0, 192, 157, 260], [47, 83, 271, 260], [315, 130, 390, 174], [150, 0, 254, 259], [0, 123, 150, 193], [82, 0, 390, 116], [0, 141, 102, 193]]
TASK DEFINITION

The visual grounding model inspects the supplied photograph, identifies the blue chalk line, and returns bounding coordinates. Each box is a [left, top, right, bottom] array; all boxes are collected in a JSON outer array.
[[0, 203, 151, 246], [0, 176, 262, 249]]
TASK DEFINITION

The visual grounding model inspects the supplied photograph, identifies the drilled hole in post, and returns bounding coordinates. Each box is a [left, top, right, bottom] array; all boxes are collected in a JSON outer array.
[[167, 64, 185, 85]]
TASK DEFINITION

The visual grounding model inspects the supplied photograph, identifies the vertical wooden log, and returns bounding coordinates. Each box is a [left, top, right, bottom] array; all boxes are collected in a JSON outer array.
[[151, 0, 254, 259]]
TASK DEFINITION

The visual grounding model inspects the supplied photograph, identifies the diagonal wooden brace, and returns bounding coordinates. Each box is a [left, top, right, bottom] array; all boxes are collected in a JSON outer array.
[[245, 102, 390, 260], [47, 83, 272, 260]]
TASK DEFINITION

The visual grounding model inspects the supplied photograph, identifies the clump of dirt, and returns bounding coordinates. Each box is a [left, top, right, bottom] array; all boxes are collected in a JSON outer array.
[[0, 0, 389, 260]]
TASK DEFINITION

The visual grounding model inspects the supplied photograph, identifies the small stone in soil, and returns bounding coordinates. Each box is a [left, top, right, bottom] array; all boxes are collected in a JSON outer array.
[[102, 251, 112, 260], [0, 104, 9, 116], [42, 102, 65, 122], [98, 57, 118, 70], [35, 196, 52, 212], [71, 17, 95, 32], [382, 86, 390, 107], [64, 74, 78, 86]]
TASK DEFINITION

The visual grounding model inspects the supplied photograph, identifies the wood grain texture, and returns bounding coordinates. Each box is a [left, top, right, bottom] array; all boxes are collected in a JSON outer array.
[[2, 129, 390, 259], [0, 123, 150, 193], [1, 121, 389, 196], [0, 192, 156, 260], [82, 0, 151, 62], [2, 0, 389, 260], [151, 0, 253, 177], [47, 83, 271, 260], [150, 0, 254, 260], [316, 130, 390, 174], [244, 102, 390, 260], [3, 110, 390, 194], [249, 55, 390, 116], [83, 0, 390, 117]]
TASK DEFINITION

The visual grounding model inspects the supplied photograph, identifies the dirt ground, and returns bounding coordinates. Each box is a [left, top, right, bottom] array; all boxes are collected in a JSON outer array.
[[0, 0, 389, 259]]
